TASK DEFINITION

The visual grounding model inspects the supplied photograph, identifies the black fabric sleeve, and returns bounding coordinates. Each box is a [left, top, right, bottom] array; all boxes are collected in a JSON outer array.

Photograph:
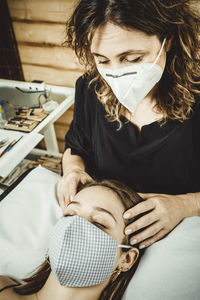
[[191, 102, 200, 190], [65, 76, 94, 168]]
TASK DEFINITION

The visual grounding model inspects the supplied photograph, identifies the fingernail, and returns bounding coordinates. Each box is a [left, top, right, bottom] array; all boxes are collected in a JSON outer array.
[[130, 239, 137, 245], [123, 213, 131, 219], [139, 244, 146, 249], [125, 229, 132, 235], [70, 195, 73, 202]]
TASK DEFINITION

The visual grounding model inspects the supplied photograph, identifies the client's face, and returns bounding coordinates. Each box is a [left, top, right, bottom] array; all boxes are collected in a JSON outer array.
[[64, 185, 126, 244], [49, 185, 139, 288]]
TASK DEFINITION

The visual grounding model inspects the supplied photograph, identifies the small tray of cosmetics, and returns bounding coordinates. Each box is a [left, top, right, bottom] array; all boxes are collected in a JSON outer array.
[[5, 108, 47, 132]]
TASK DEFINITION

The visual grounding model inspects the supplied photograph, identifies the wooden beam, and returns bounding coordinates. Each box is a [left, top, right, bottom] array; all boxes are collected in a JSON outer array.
[[13, 21, 66, 45], [7, 0, 77, 23], [22, 64, 82, 87], [18, 45, 82, 71]]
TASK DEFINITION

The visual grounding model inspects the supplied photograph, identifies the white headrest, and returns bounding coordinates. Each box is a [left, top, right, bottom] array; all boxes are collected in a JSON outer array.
[[0, 166, 62, 279]]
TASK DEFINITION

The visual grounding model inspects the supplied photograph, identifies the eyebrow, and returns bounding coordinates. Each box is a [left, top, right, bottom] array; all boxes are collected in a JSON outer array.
[[93, 206, 117, 223], [65, 201, 117, 223], [92, 49, 148, 59]]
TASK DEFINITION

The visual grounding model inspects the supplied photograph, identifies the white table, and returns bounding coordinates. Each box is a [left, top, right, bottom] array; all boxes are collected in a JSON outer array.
[[0, 79, 75, 178]]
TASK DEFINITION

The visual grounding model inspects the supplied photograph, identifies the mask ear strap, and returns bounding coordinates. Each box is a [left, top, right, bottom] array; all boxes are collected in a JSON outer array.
[[153, 37, 167, 66], [45, 248, 50, 264]]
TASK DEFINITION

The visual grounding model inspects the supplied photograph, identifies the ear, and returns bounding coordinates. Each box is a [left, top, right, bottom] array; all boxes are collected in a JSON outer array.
[[165, 36, 173, 52], [117, 248, 139, 272]]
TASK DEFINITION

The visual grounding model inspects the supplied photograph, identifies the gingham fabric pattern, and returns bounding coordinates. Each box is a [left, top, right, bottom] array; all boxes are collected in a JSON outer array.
[[49, 216, 119, 287]]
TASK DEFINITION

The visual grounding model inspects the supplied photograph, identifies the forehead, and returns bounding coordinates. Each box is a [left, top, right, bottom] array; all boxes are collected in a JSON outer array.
[[91, 22, 160, 55], [74, 185, 125, 213]]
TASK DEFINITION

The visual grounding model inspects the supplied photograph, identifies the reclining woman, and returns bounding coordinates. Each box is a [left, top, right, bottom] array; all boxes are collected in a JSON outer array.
[[0, 179, 144, 300]]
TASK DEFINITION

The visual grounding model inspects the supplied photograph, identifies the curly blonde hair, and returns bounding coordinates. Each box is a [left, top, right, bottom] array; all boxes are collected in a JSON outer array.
[[65, 0, 200, 126]]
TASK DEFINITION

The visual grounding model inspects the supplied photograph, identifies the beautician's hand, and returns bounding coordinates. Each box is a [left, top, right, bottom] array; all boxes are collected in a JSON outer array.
[[57, 168, 92, 213], [123, 192, 197, 249]]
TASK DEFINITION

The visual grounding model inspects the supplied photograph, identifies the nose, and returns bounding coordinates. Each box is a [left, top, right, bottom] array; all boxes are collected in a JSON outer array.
[[109, 61, 123, 70]]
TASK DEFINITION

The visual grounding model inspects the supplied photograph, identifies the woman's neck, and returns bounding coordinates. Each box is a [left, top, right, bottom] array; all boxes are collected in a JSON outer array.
[[36, 272, 108, 300]]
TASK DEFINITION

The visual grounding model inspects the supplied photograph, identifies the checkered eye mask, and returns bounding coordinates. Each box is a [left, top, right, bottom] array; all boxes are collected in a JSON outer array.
[[48, 215, 131, 287]]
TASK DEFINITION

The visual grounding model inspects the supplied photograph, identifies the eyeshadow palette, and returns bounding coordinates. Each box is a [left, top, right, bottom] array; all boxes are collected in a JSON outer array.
[[4, 108, 47, 132], [5, 117, 38, 132], [15, 108, 47, 122]]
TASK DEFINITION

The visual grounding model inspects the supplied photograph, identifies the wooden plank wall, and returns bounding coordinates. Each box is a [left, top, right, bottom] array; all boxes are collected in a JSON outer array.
[[7, 0, 83, 153]]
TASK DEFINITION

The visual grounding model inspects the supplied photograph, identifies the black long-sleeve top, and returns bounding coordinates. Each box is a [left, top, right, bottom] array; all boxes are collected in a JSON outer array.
[[65, 76, 200, 195]]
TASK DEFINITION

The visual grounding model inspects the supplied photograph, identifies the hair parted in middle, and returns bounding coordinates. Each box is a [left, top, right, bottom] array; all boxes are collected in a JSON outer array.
[[65, 0, 200, 128]]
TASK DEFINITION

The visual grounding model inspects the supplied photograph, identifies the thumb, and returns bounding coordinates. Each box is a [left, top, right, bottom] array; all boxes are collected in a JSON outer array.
[[68, 178, 78, 202]]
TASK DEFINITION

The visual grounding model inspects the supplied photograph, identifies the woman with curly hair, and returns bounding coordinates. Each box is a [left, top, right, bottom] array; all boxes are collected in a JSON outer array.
[[58, 0, 200, 249]]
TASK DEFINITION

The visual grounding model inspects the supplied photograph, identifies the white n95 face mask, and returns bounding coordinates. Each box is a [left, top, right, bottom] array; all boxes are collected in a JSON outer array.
[[97, 38, 166, 113], [48, 215, 131, 287]]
